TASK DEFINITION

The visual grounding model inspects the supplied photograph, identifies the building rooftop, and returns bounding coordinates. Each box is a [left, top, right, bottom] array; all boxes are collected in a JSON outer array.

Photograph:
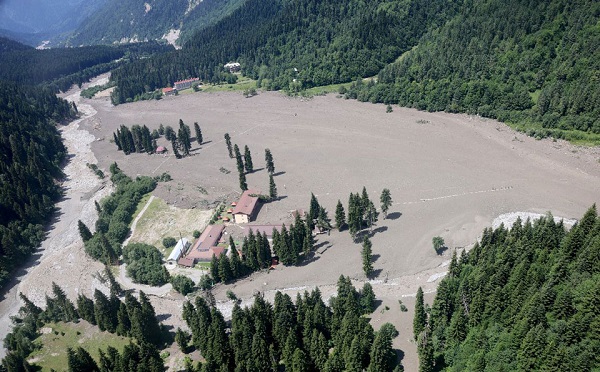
[[232, 189, 261, 216], [167, 238, 189, 261]]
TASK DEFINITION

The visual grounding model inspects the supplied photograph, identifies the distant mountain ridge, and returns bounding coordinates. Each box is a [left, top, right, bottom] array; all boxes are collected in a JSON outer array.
[[0, 0, 107, 45], [64, 0, 245, 46]]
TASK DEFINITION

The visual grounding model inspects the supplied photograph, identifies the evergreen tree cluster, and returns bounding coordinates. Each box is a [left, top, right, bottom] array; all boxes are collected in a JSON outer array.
[[122, 243, 171, 286], [209, 232, 272, 284], [346, 187, 379, 240], [2, 280, 164, 370], [272, 214, 314, 266], [0, 82, 76, 290], [419, 206, 600, 371], [67, 341, 164, 372], [82, 163, 156, 265], [113, 124, 158, 155], [344, 0, 600, 142], [182, 275, 401, 371], [108, 0, 455, 104]]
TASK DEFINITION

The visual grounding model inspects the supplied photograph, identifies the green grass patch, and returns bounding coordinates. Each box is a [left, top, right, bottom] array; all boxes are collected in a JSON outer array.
[[128, 192, 152, 228], [194, 262, 212, 269], [28, 322, 131, 371], [529, 89, 541, 105], [303, 82, 353, 96], [200, 76, 257, 93]]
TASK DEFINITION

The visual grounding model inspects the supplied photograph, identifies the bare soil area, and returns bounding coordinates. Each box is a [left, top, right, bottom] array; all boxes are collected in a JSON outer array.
[[81, 90, 600, 369]]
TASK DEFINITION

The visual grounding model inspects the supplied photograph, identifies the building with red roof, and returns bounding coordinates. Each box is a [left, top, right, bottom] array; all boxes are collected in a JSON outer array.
[[162, 87, 176, 96], [179, 225, 226, 266], [232, 189, 261, 224]]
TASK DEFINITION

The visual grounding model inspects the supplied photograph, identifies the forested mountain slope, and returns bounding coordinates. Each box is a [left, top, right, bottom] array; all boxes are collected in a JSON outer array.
[[0, 83, 76, 289], [347, 0, 600, 142], [418, 207, 600, 371], [65, 0, 244, 46], [109, 0, 458, 104], [0, 37, 172, 92]]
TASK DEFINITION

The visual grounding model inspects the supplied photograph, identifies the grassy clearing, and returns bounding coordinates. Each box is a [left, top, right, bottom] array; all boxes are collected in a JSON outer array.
[[303, 82, 352, 96], [28, 322, 130, 371], [128, 192, 152, 228], [199, 76, 257, 93], [127, 196, 212, 254]]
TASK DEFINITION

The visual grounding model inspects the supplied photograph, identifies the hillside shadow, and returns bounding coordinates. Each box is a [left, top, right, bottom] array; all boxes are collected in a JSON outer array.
[[386, 212, 402, 220], [314, 240, 330, 250], [297, 254, 320, 267], [157, 313, 171, 322], [394, 349, 405, 368], [371, 268, 383, 278], [435, 246, 449, 255], [0, 251, 43, 302]]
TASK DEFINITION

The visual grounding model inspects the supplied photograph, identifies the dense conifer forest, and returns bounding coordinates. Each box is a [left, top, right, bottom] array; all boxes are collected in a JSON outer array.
[[417, 206, 600, 371], [0, 38, 172, 92], [0, 82, 75, 289], [183, 276, 401, 371], [109, 0, 455, 104], [346, 0, 600, 142]]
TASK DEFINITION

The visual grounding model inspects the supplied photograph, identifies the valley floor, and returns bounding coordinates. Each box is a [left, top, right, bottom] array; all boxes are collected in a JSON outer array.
[[1, 78, 599, 370]]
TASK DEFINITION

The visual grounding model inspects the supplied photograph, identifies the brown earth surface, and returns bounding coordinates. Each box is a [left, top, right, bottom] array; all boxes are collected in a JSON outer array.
[[82, 88, 600, 370], [2, 75, 599, 371]]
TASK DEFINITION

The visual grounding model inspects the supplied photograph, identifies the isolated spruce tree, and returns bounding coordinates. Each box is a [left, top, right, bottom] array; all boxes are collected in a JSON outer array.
[[335, 200, 346, 230], [171, 138, 182, 159], [239, 170, 248, 191], [269, 174, 278, 199], [368, 331, 396, 372], [224, 133, 233, 158], [365, 200, 378, 231], [360, 282, 376, 314], [265, 148, 275, 174], [380, 188, 392, 219], [218, 253, 233, 282], [176, 327, 191, 353], [210, 254, 220, 282], [78, 220, 92, 242], [234, 144, 244, 173], [158, 123, 165, 135], [229, 236, 242, 278], [348, 193, 361, 240], [142, 125, 153, 153], [309, 193, 321, 222], [178, 127, 191, 156], [362, 237, 374, 278], [244, 145, 254, 173], [165, 125, 175, 141], [317, 206, 333, 232], [194, 122, 203, 145], [413, 287, 426, 341], [77, 294, 96, 325], [113, 132, 121, 150], [417, 327, 434, 372]]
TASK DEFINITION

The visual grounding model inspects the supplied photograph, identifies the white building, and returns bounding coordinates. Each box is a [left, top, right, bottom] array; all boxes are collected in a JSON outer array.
[[167, 238, 190, 264]]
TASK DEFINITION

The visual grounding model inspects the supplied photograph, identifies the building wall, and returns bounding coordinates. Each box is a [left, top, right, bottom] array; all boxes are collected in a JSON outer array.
[[234, 214, 249, 224]]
